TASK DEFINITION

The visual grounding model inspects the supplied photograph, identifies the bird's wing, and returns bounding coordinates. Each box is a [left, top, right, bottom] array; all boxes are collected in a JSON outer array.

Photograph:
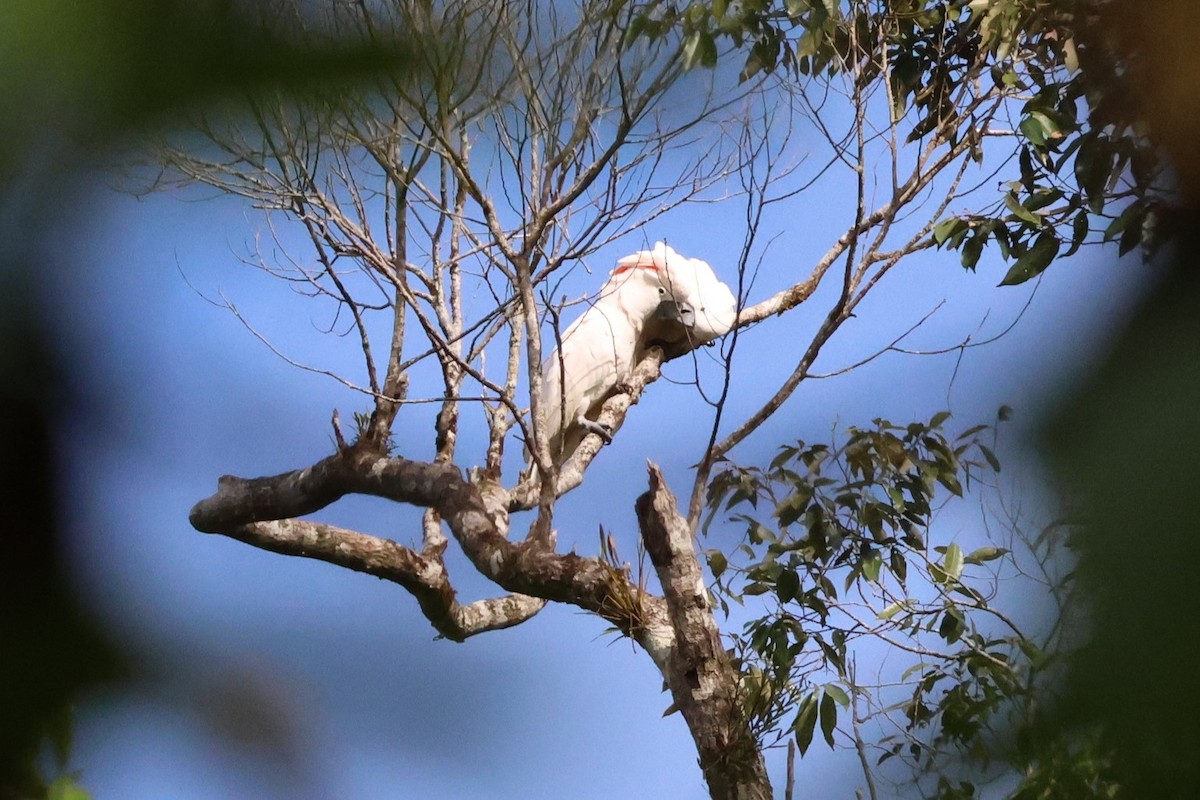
[[535, 241, 735, 467], [541, 299, 637, 459]]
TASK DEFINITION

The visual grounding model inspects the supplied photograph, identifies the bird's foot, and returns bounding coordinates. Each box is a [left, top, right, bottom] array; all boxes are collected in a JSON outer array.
[[576, 416, 614, 444]]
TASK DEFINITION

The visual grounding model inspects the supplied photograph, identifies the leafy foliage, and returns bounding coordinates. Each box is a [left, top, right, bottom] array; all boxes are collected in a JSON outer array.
[[703, 411, 1105, 793], [635, 0, 1173, 282]]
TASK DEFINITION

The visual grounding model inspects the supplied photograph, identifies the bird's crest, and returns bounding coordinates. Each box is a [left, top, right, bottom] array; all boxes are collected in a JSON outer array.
[[612, 242, 674, 277]]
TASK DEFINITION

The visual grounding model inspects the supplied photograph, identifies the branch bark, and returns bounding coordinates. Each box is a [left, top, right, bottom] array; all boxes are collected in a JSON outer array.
[[637, 463, 771, 800], [209, 517, 544, 641], [190, 442, 675, 665]]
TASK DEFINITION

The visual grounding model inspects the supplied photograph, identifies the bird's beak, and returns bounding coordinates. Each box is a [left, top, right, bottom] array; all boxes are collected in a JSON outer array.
[[652, 300, 695, 328]]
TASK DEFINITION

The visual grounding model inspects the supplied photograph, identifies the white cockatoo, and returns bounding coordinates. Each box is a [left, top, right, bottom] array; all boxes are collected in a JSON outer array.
[[619, 241, 738, 350], [536, 242, 737, 467]]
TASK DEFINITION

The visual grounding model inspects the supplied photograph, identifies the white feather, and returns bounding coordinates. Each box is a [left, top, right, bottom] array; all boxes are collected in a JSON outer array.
[[537, 242, 737, 467], [627, 242, 738, 345]]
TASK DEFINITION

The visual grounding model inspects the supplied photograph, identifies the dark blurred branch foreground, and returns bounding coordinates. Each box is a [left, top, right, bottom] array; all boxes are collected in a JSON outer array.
[[4, 0, 1190, 798], [1039, 2, 1200, 797], [0, 288, 121, 797], [1, 1, 407, 797]]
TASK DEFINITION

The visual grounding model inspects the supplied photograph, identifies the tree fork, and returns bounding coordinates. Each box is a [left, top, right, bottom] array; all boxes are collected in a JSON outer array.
[[189, 442, 679, 658]]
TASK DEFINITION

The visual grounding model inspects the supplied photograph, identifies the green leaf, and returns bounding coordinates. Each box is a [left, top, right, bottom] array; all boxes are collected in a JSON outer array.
[[1019, 115, 1046, 147], [786, 0, 811, 19], [960, 235, 983, 271], [797, 26, 821, 59], [794, 692, 819, 755], [1019, 639, 1054, 670], [992, 220, 1012, 259], [1104, 202, 1138, 240], [1004, 192, 1041, 226], [824, 682, 850, 707], [938, 608, 965, 643], [624, 14, 649, 45], [776, 489, 810, 526], [1063, 210, 1089, 258], [878, 600, 907, 621], [707, 549, 728, 579], [942, 542, 964, 581], [683, 29, 718, 70], [1109, 204, 1148, 256], [951, 582, 987, 605], [978, 443, 1001, 472], [1074, 134, 1113, 209], [936, 468, 963, 497], [999, 230, 1060, 286], [1026, 187, 1065, 212], [1030, 109, 1063, 141], [906, 111, 941, 143], [964, 546, 1009, 565], [805, 591, 830, 621], [861, 548, 882, 583], [933, 216, 967, 246], [777, 568, 801, 603], [770, 445, 798, 471], [817, 636, 846, 674], [956, 423, 988, 440], [47, 777, 92, 800], [877, 743, 903, 765], [699, 30, 719, 68], [890, 548, 908, 583], [1118, 218, 1143, 256], [1019, 146, 1036, 191], [820, 690, 838, 747], [747, 519, 774, 544]]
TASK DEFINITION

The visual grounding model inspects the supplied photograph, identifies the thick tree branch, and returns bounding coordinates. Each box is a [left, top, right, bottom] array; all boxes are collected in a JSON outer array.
[[637, 464, 771, 800], [190, 443, 674, 666], [210, 517, 544, 641]]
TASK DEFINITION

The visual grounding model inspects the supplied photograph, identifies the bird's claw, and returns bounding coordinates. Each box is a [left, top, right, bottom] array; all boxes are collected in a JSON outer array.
[[577, 417, 614, 444]]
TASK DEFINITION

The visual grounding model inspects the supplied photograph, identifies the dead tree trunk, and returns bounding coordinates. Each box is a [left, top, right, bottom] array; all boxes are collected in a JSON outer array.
[[637, 464, 772, 800]]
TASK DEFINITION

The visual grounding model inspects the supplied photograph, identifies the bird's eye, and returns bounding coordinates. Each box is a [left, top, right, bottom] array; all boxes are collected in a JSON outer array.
[[658, 287, 666, 295]]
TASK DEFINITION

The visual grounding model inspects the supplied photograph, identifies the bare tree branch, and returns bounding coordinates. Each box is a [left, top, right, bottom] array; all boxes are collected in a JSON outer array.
[[190, 440, 676, 669], [205, 516, 544, 640]]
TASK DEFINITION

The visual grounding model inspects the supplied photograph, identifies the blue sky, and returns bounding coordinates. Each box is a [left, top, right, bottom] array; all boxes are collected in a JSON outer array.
[[32, 101, 1152, 800]]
